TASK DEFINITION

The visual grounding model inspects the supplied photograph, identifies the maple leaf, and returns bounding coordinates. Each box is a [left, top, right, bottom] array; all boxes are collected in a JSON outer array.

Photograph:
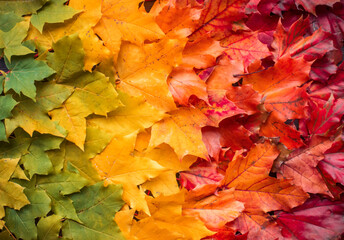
[[88, 91, 165, 138], [49, 71, 121, 149], [279, 136, 335, 196], [21, 133, 63, 178], [31, 0, 81, 33], [35, 81, 73, 112], [189, 0, 250, 40], [140, 143, 197, 196], [62, 182, 125, 240], [202, 117, 253, 161], [179, 160, 224, 190], [50, 126, 113, 183], [307, 96, 344, 136], [92, 133, 166, 214], [168, 66, 208, 106], [0, 94, 17, 121], [0, 0, 48, 15], [225, 85, 261, 115], [263, 86, 309, 122], [183, 185, 245, 229], [310, 62, 344, 100], [295, 0, 339, 15], [47, 33, 85, 83], [0, 157, 30, 229], [5, 97, 67, 138], [181, 37, 224, 69], [260, 112, 304, 149], [116, 190, 214, 240], [37, 215, 63, 240], [221, 30, 271, 69], [4, 188, 51, 240], [116, 38, 186, 112], [222, 142, 309, 212], [155, 0, 202, 38], [94, 0, 164, 59], [0, 20, 34, 61], [229, 211, 284, 240], [275, 196, 344, 240], [4, 55, 55, 100], [0, 12, 22, 32], [318, 151, 344, 186], [149, 107, 209, 159], [243, 54, 312, 99]]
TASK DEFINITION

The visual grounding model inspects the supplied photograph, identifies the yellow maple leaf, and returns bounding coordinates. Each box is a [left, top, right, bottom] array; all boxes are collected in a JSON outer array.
[[94, 0, 164, 60], [149, 107, 209, 159], [115, 190, 214, 240], [116, 37, 187, 112], [92, 132, 166, 214]]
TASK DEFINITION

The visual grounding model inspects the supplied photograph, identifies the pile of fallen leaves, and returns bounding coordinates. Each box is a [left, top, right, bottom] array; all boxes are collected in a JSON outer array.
[[0, 0, 344, 239]]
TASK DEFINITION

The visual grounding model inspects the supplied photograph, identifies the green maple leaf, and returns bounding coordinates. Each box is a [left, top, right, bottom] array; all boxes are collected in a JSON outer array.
[[0, 0, 48, 15], [0, 158, 27, 224], [0, 94, 17, 120], [0, 12, 22, 32], [62, 182, 125, 240], [21, 134, 64, 178], [47, 33, 85, 83], [36, 171, 88, 196], [36, 171, 89, 222], [0, 94, 17, 142], [0, 122, 6, 142], [4, 55, 55, 100], [31, 0, 81, 33], [48, 126, 112, 183], [4, 188, 51, 240], [36, 81, 74, 112], [5, 97, 67, 138], [0, 20, 34, 61], [0, 129, 32, 159], [48, 71, 122, 149], [37, 215, 63, 240]]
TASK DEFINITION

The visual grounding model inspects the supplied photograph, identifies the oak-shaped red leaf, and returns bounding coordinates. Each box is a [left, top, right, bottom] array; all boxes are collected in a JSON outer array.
[[189, 0, 250, 40], [260, 112, 304, 150], [306, 96, 344, 136], [179, 160, 224, 190], [279, 136, 334, 196], [222, 142, 308, 212], [168, 67, 208, 106], [183, 185, 245, 230], [221, 31, 271, 69], [275, 196, 344, 240], [229, 211, 284, 240]]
